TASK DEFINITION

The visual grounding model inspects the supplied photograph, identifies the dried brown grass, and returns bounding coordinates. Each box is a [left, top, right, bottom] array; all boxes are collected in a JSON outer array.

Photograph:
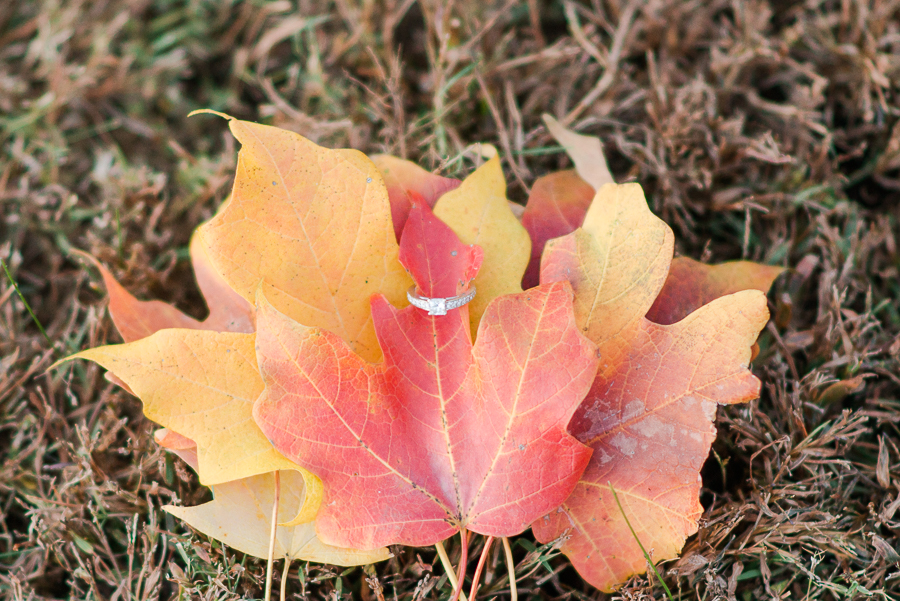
[[2, 0, 899, 599]]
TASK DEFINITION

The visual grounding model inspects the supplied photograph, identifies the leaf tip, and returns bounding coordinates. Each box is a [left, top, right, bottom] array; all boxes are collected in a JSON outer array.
[[188, 109, 234, 120], [540, 113, 559, 129], [464, 142, 498, 160], [48, 345, 109, 373], [67, 247, 99, 267], [47, 354, 77, 373], [739, 288, 771, 319], [279, 468, 324, 526], [161, 504, 184, 519]]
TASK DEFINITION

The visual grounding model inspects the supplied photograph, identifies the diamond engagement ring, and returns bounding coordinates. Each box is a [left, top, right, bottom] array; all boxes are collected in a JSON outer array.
[[407, 285, 476, 316]]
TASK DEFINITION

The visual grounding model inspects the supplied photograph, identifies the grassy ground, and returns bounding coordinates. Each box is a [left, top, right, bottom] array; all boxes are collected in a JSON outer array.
[[2, 0, 900, 599]]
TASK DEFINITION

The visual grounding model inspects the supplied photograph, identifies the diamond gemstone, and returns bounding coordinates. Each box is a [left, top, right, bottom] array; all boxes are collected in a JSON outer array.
[[427, 298, 448, 316]]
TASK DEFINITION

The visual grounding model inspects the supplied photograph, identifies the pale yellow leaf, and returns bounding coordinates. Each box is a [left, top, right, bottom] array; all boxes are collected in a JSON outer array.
[[542, 114, 613, 190], [166, 470, 389, 566]]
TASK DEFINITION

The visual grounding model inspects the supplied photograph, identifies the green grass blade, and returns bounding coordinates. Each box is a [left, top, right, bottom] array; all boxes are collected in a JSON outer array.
[[609, 483, 674, 600], [1, 257, 52, 348]]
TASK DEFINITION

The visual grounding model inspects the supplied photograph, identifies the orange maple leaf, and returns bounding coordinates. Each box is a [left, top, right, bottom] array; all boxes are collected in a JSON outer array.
[[522, 116, 782, 306], [521, 169, 595, 289], [70, 116, 425, 486], [80, 231, 253, 343]]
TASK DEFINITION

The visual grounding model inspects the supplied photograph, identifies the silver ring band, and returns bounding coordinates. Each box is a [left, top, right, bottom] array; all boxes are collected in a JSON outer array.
[[407, 286, 476, 316]]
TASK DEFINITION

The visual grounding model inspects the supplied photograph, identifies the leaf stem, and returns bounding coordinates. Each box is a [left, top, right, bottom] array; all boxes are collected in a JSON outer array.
[[468, 536, 493, 600], [435, 541, 469, 601], [502, 537, 516, 601], [609, 483, 674, 600], [448, 529, 469, 601], [264, 472, 281, 601], [280, 557, 291, 601]]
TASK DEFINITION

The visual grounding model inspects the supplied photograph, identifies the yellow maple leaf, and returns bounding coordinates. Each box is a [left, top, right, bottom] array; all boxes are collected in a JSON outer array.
[[196, 113, 411, 363], [433, 154, 530, 337], [65, 330, 296, 485]]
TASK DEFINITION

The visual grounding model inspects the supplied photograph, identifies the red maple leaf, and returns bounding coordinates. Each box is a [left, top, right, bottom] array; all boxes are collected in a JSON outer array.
[[520, 170, 595, 289], [253, 203, 600, 550], [372, 154, 461, 240]]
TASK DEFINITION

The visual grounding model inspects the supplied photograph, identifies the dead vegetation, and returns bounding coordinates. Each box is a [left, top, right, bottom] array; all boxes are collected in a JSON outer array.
[[2, 0, 899, 599]]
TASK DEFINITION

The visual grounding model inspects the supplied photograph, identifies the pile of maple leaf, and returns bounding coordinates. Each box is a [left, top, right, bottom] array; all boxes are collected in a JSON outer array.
[[60, 112, 782, 595]]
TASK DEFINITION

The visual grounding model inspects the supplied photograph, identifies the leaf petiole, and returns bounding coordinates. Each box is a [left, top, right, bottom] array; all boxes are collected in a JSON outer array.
[[264, 472, 281, 600], [468, 536, 494, 600], [280, 557, 290, 601], [449, 529, 469, 601], [502, 537, 517, 601], [435, 541, 469, 601]]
